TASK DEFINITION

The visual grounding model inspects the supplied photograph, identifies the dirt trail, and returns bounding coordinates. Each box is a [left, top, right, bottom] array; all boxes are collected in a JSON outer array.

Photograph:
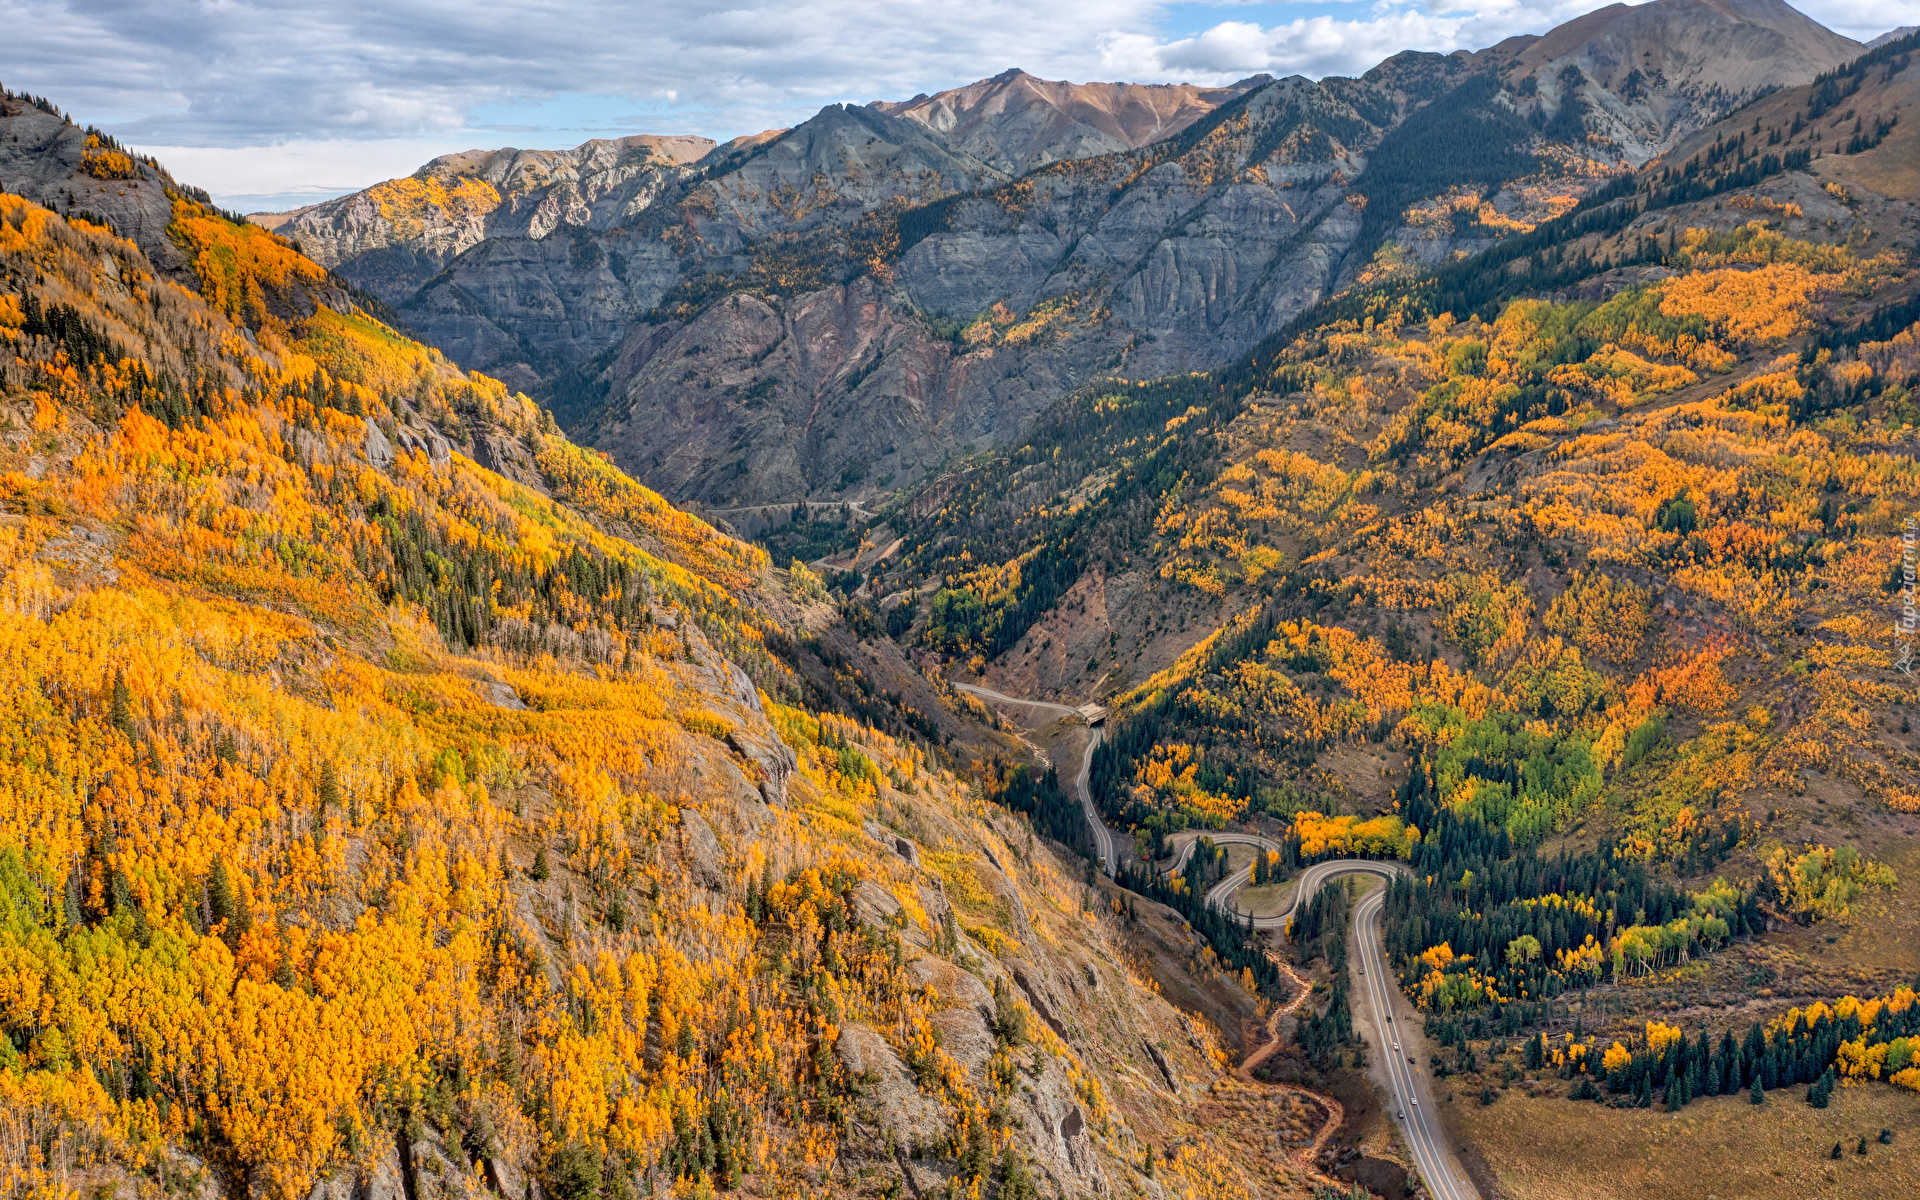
[[1239, 956, 1353, 1186]]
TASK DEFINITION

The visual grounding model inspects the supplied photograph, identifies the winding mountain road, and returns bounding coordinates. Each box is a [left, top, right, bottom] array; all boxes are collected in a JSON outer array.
[[956, 683, 1478, 1199], [1354, 882, 1479, 1200], [1167, 832, 1477, 1198], [951, 682, 1121, 872]]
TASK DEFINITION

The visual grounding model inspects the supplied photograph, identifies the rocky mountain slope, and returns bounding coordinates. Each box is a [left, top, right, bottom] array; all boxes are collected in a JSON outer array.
[[1505, 0, 1864, 161], [818, 44, 1920, 1195], [866, 24, 1920, 979], [255, 1, 1864, 516], [6, 20, 1920, 1200], [255, 134, 715, 308]]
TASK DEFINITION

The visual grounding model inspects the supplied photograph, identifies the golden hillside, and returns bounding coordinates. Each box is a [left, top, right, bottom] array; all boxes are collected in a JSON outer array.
[[0, 183, 1324, 1200]]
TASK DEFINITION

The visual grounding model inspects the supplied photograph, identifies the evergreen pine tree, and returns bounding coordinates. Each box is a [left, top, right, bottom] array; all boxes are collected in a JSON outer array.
[[997, 1146, 1038, 1200], [1751, 1077, 1765, 1106], [318, 760, 341, 811], [208, 859, 234, 927], [228, 871, 252, 948], [110, 669, 136, 740]]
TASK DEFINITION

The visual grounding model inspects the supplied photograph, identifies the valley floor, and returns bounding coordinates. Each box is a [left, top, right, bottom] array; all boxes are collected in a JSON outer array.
[[1442, 1082, 1920, 1200]]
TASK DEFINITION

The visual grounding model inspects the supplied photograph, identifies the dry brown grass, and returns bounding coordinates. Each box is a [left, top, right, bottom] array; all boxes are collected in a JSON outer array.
[[1239, 879, 1298, 918], [1762, 825, 1920, 986], [1815, 73, 1920, 202], [1442, 1081, 1920, 1200]]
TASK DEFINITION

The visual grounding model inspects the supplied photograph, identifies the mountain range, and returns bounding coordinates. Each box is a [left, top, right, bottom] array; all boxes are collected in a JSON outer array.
[[253, 0, 1868, 518]]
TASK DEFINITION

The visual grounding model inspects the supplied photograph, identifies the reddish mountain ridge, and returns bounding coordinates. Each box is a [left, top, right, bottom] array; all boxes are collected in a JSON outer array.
[[870, 68, 1271, 174]]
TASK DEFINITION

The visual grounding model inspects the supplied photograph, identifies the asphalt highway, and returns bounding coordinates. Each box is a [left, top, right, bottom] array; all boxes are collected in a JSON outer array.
[[1166, 836, 1477, 1196], [1352, 882, 1479, 1200], [950, 682, 1119, 873], [951, 683, 1478, 1197]]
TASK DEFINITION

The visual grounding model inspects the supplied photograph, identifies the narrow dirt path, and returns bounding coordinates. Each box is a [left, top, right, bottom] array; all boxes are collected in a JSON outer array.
[[1238, 956, 1351, 1184]]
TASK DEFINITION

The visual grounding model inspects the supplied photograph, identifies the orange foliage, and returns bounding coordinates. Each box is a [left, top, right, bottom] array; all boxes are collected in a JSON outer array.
[[166, 194, 327, 328], [1290, 811, 1418, 859], [1658, 264, 1818, 348], [1, 190, 1097, 1199]]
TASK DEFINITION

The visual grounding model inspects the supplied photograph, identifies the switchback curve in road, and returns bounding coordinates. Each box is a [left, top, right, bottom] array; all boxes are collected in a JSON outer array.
[[1180, 845, 1476, 1196], [1165, 832, 1402, 931], [950, 683, 1476, 1197]]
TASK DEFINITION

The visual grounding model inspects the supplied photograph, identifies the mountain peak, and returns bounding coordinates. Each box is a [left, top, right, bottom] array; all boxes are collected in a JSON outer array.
[[1516, 0, 1861, 83], [868, 69, 1266, 174], [1507, 0, 1862, 162]]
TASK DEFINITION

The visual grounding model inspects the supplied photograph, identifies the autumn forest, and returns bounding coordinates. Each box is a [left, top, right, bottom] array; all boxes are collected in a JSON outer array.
[[5, 10, 1920, 1200]]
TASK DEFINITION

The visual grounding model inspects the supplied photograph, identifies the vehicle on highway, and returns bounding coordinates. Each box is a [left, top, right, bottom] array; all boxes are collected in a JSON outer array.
[[1393, 1042, 1399, 1051]]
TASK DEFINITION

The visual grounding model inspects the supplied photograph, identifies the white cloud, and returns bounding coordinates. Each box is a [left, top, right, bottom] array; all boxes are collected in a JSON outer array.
[[141, 137, 480, 207], [2, 0, 1912, 205]]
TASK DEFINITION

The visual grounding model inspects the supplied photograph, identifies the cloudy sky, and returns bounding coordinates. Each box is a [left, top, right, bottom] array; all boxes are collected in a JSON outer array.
[[2, 0, 1913, 211]]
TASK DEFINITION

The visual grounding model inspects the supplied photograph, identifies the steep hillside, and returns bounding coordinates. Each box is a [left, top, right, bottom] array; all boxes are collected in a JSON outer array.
[[0, 97, 1336, 1200], [881, 31, 1920, 822], [0, 95, 350, 321], [1506, 0, 1862, 161], [250, 1, 1866, 517], [257, 135, 716, 310]]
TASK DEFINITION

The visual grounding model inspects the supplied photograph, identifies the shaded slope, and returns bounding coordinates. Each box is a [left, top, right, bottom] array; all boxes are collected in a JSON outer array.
[[247, 4, 1873, 516]]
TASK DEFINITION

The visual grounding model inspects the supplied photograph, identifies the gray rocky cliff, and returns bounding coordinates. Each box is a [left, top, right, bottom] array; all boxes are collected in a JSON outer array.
[[255, 2, 1863, 508]]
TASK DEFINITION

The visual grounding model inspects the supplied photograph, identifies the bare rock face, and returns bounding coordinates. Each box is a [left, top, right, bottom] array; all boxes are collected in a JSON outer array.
[[836, 1022, 948, 1145], [0, 96, 350, 320], [588, 278, 1103, 505], [259, 134, 716, 308], [678, 807, 726, 891], [0, 99, 186, 274]]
